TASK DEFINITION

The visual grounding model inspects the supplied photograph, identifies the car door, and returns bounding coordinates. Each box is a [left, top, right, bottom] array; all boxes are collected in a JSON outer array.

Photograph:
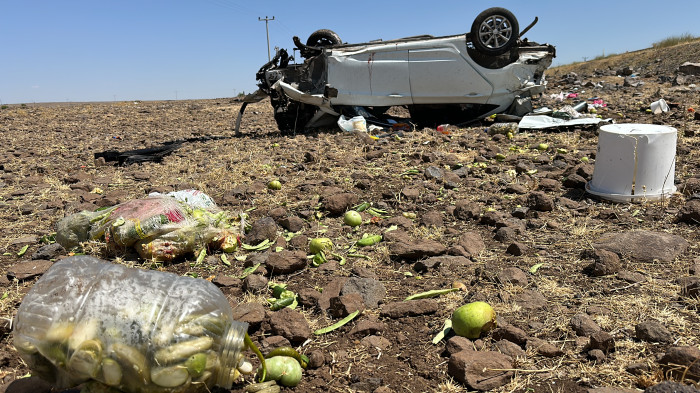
[[408, 38, 493, 104], [327, 47, 412, 106]]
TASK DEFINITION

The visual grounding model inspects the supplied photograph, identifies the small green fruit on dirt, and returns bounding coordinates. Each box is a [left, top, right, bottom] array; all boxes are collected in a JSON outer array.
[[267, 180, 282, 190], [451, 301, 497, 339], [537, 143, 549, 151], [343, 210, 362, 227], [309, 238, 333, 254], [259, 356, 303, 387]]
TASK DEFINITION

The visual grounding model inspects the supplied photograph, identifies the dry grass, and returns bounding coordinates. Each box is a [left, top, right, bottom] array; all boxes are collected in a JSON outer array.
[[652, 34, 700, 49]]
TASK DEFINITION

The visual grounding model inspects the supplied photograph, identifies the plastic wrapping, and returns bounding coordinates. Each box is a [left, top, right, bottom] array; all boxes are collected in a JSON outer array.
[[337, 115, 367, 132], [56, 190, 238, 261], [13, 256, 250, 392]]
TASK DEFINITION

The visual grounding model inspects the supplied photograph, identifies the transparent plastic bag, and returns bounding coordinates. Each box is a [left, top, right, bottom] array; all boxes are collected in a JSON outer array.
[[149, 190, 219, 211], [56, 191, 239, 261], [13, 256, 252, 392]]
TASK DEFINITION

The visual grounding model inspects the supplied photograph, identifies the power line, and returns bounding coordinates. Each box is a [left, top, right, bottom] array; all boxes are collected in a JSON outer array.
[[204, 0, 255, 16], [258, 16, 275, 61]]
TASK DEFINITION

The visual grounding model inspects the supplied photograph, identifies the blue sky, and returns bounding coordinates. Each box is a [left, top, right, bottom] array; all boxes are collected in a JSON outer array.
[[2, 1, 700, 104]]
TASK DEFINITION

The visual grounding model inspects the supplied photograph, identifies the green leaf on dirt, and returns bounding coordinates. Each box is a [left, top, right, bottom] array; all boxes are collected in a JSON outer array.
[[234, 255, 247, 262], [356, 234, 382, 247], [16, 245, 29, 257], [405, 288, 459, 301], [194, 248, 206, 265], [331, 253, 346, 266], [268, 284, 298, 310], [269, 296, 297, 311], [366, 207, 389, 218], [352, 202, 371, 212], [270, 283, 288, 298], [241, 239, 271, 251], [239, 263, 260, 279], [529, 263, 544, 274], [314, 310, 361, 335], [220, 254, 231, 266], [432, 319, 453, 344], [311, 251, 327, 267], [40, 233, 56, 244]]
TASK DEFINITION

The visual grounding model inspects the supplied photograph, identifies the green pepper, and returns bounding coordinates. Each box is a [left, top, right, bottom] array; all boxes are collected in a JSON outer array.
[[265, 346, 308, 369], [357, 235, 382, 247]]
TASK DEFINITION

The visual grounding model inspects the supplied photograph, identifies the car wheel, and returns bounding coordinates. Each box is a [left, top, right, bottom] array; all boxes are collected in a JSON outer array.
[[470, 8, 519, 56], [306, 29, 342, 48]]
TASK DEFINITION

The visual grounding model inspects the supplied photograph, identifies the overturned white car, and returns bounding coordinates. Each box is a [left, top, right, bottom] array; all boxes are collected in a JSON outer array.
[[236, 7, 555, 134]]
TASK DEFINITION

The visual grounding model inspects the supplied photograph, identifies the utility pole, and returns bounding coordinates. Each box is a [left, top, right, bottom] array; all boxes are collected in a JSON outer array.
[[258, 16, 275, 61]]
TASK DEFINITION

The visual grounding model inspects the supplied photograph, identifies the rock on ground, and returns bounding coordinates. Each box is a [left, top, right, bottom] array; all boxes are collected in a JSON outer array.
[[635, 320, 672, 343], [322, 192, 359, 215], [389, 238, 446, 261], [592, 230, 689, 263], [658, 346, 700, 380], [448, 350, 513, 391], [571, 313, 601, 336], [268, 307, 312, 344], [265, 250, 307, 275], [645, 381, 700, 392], [246, 216, 278, 244], [379, 299, 439, 318], [340, 277, 386, 308], [6, 260, 53, 281]]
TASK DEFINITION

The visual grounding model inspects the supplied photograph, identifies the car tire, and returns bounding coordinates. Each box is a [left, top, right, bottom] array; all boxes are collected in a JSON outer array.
[[306, 29, 342, 48], [470, 8, 519, 56]]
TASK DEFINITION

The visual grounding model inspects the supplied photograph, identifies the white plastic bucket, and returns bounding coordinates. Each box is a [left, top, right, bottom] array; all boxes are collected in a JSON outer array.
[[586, 123, 677, 202]]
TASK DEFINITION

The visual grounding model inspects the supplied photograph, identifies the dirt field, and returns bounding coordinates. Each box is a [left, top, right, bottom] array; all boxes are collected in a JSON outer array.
[[1, 42, 700, 393]]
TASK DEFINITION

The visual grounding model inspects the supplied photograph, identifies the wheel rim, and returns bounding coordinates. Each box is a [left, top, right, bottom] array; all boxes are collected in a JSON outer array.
[[478, 14, 513, 49]]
